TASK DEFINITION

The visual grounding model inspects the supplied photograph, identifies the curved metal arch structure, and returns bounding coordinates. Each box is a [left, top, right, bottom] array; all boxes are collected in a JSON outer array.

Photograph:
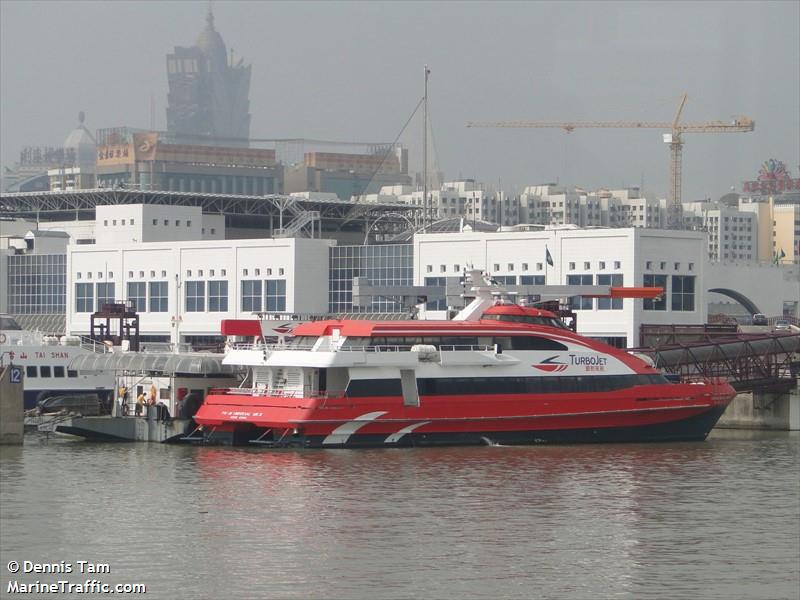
[[708, 288, 761, 315]]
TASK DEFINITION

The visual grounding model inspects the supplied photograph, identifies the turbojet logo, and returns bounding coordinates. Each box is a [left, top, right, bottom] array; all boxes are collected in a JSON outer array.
[[533, 355, 568, 372], [569, 354, 608, 372]]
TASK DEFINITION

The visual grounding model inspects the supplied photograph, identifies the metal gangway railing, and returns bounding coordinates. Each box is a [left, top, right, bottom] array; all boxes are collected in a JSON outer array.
[[630, 332, 800, 391]]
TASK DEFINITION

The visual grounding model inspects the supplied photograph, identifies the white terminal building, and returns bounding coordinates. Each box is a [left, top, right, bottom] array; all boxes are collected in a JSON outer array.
[[3, 201, 798, 349], [57, 205, 797, 348]]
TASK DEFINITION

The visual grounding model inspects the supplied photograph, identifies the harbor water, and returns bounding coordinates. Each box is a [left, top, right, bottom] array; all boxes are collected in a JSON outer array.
[[1, 430, 798, 599]]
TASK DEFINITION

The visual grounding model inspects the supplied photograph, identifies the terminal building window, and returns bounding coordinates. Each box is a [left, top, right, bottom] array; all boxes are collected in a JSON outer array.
[[149, 281, 168, 312], [567, 274, 593, 310], [8, 254, 66, 315], [265, 280, 286, 312], [185, 281, 205, 312], [329, 244, 413, 313], [643, 274, 667, 311], [127, 282, 146, 312], [241, 280, 262, 312], [493, 275, 517, 285], [520, 275, 545, 286], [424, 277, 447, 310], [75, 283, 94, 313], [597, 274, 623, 310], [208, 281, 228, 312], [96, 282, 115, 307], [671, 275, 695, 311]]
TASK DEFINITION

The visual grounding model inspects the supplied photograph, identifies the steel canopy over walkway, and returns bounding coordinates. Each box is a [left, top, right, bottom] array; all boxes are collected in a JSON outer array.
[[631, 332, 800, 391]]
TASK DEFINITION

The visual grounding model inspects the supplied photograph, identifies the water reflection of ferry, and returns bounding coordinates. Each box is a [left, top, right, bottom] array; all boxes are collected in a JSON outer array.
[[192, 271, 736, 448], [0, 314, 115, 410]]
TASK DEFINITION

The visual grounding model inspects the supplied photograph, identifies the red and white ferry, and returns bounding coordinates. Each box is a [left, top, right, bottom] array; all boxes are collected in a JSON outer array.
[[192, 272, 735, 447]]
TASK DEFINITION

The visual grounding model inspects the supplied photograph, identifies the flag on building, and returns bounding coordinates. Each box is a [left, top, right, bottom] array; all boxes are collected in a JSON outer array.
[[546, 246, 554, 267]]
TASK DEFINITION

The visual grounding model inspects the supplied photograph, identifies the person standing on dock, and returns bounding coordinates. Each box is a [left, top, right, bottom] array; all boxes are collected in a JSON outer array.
[[136, 391, 146, 416]]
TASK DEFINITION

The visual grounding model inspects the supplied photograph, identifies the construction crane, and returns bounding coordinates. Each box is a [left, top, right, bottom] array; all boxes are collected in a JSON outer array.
[[467, 94, 755, 228]]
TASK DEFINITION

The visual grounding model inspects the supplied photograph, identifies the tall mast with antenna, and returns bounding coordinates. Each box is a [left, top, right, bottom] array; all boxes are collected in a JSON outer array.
[[423, 65, 430, 232]]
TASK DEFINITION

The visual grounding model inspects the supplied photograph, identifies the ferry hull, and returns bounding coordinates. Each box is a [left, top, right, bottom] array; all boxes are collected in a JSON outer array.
[[193, 382, 735, 448]]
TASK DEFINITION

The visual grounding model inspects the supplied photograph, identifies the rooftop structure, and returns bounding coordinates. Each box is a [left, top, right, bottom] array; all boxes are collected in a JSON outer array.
[[0, 188, 421, 243]]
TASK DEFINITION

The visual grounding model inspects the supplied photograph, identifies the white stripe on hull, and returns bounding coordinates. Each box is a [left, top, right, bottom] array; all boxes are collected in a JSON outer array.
[[322, 411, 387, 445], [384, 422, 430, 444]]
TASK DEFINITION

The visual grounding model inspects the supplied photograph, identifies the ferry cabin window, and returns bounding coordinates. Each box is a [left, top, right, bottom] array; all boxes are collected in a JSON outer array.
[[493, 336, 569, 351], [68, 370, 78, 378], [346, 374, 670, 397], [26, 366, 37, 378], [0, 316, 22, 330], [40, 366, 51, 378], [284, 336, 317, 348], [54, 366, 65, 378]]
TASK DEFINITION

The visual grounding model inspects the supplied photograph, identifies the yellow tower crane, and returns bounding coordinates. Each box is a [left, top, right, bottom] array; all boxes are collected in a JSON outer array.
[[467, 94, 755, 228]]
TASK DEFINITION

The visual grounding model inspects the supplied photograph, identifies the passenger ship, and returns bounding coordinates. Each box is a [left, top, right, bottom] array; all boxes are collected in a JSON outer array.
[[0, 314, 115, 410], [193, 272, 736, 447]]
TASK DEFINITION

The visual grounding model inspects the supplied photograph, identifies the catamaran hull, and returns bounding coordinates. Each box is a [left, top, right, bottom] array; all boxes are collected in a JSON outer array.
[[196, 406, 728, 448], [193, 384, 734, 448]]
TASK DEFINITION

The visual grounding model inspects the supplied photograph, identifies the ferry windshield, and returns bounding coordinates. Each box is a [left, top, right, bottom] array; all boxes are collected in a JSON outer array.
[[482, 313, 569, 329]]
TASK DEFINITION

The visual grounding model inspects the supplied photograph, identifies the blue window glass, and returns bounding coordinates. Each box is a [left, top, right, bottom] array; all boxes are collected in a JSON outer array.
[[671, 275, 695, 311], [241, 280, 262, 312], [149, 281, 168, 312], [185, 281, 205, 312], [643, 274, 667, 311], [208, 280, 228, 312], [96, 282, 115, 307], [127, 282, 146, 312], [567, 274, 593, 310], [265, 279, 286, 312], [597, 274, 623, 310]]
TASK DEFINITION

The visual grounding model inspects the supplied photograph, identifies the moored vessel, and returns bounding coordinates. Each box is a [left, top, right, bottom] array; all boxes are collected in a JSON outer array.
[[192, 272, 736, 447], [0, 314, 115, 411]]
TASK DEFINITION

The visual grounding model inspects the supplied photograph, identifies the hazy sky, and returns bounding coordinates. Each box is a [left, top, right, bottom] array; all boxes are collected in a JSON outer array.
[[1, 0, 798, 199]]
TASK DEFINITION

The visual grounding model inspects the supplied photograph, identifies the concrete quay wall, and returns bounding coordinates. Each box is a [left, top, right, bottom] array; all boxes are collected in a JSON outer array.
[[717, 381, 800, 431], [0, 365, 24, 444]]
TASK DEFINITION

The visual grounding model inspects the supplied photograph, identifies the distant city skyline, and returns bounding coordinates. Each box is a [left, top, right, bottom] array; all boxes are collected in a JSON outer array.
[[1, 1, 798, 199]]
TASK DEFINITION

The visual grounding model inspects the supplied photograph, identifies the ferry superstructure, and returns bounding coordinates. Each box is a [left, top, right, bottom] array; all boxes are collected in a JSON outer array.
[[192, 273, 736, 447], [0, 314, 115, 410]]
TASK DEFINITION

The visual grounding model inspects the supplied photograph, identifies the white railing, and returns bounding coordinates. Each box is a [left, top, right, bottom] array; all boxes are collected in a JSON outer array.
[[79, 336, 112, 354]]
